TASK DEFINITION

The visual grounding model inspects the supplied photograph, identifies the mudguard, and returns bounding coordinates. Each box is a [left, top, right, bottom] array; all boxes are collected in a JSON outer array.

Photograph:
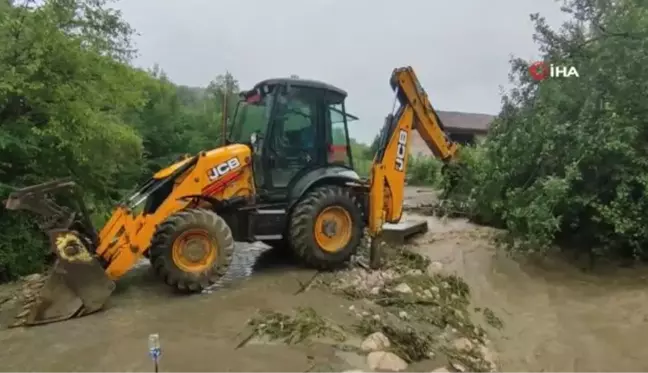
[[287, 166, 363, 211]]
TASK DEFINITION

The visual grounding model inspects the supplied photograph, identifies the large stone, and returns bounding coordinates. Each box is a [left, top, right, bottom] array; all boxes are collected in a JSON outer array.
[[479, 344, 498, 371], [451, 362, 466, 372], [23, 273, 42, 282], [427, 261, 444, 274], [393, 283, 413, 294], [452, 337, 473, 351], [366, 351, 408, 372], [360, 332, 390, 352]]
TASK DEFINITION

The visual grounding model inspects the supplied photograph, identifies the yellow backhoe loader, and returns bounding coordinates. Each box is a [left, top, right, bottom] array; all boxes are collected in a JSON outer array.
[[4, 66, 458, 327]]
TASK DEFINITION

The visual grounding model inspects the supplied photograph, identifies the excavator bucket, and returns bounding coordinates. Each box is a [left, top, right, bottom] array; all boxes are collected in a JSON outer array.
[[3, 179, 115, 327], [10, 230, 116, 327]]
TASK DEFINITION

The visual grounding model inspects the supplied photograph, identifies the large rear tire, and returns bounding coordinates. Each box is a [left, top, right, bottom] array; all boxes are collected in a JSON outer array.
[[289, 185, 363, 269], [149, 208, 234, 292]]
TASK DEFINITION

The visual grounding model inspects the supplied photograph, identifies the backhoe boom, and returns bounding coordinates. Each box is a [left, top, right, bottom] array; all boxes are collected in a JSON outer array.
[[368, 66, 458, 246]]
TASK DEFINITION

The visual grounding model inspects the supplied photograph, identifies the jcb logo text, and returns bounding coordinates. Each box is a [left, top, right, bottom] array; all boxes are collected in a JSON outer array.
[[208, 157, 241, 180], [395, 130, 407, 171]]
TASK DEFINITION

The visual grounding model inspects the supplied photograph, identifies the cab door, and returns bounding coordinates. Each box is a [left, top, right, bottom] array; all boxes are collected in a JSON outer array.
[[264, 85, 323, 190]]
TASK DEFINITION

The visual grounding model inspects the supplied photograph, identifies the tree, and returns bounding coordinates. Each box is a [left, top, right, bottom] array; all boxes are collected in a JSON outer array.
[[0, 0, 150, 278], [445, 0, 648, 260]]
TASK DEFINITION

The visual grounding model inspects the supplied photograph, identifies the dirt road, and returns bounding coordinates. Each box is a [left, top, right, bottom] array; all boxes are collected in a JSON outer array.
[[1, 187, 647, 371]]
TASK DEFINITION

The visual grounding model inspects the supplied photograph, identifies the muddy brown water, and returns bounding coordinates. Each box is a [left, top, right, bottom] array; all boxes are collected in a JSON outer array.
[[0, 187, 647, 371], [403, 188, 648, 372]]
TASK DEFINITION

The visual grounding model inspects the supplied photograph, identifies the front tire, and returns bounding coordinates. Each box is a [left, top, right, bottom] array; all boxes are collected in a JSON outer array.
[[289, 185, 363, 269], [149, 208, 234, 292]]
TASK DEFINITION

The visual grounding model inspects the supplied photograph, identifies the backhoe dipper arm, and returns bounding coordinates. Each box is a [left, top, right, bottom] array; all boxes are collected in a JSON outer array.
[[368, 66, 458, 236]]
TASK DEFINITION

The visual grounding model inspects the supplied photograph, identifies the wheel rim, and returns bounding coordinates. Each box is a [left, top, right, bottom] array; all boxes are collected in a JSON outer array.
[[171, 229, 218, 273], [314, 206, 352, 253]]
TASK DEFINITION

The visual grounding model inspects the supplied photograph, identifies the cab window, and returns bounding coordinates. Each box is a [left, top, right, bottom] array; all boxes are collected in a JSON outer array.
[[327, 103, 357, 167]]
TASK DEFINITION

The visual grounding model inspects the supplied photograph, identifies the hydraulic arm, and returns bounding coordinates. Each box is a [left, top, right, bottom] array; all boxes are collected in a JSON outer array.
[[367, 66, 459, 263]]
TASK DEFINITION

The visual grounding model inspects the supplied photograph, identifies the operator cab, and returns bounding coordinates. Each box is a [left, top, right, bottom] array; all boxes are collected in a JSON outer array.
[[230, 77, 359, 201]]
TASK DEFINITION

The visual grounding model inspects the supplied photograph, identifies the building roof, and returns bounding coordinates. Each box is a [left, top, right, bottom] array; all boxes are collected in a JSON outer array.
[[410, 110, 496, 156], [438, 110, 495, 133]]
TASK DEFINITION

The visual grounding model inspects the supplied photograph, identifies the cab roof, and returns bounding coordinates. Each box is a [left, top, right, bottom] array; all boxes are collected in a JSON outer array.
[[254, 77, 347, 98]]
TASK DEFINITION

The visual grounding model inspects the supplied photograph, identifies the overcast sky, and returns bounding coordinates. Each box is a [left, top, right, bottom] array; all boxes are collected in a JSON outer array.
[[114, 0, 570, 144]]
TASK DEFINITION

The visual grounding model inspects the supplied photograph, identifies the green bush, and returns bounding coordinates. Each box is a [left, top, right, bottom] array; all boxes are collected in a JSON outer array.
[[0, 0, 236, 281], [0, 212, 48, 282], [441, 0, 648, 260], [407, 155, 443, 186]]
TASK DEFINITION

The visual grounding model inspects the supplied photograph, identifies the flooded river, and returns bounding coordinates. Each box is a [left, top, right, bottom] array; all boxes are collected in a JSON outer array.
[[404, 187, 648, 371], [0, 187, 647, 371]]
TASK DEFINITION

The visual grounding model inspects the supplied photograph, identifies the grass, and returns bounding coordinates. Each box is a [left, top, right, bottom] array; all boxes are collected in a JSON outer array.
[[246, 307, 346, 345]]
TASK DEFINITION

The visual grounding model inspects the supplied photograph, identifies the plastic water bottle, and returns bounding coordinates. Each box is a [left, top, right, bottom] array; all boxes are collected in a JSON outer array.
[[148, 333, 161, 372]]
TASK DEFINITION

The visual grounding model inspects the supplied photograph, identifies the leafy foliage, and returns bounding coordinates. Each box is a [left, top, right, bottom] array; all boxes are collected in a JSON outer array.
[[407, 155, 443, 186], [443, 0, 648, 260], [0, 0, 244, 280]]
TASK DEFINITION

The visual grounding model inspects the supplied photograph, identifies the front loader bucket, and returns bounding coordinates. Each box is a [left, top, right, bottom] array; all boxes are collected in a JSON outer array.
[[10, 230, 115, 327], [2, 179, 115, 327]]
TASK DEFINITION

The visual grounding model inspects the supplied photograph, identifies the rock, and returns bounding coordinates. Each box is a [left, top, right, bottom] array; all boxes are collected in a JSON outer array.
[[398, 310, 408, 319], [360, 332, 390, 352], [406, 269, 423, 276], [23, 273, 42, 282], [430, 368, 450, 372], [479, 344, 498, 371], [430, 286, 440, 293], [393, 283, 413, 294], [370, 286, 381, 295], [423, 289, 433, 298], [372, 314, 381, 321], [342, 370, 365, 373], [349, 305, 356, 311], [452, 337, 473, 351], [427, 261, 443, 273], [450, 362, 466, 372], [367, 351, 408, 372]]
